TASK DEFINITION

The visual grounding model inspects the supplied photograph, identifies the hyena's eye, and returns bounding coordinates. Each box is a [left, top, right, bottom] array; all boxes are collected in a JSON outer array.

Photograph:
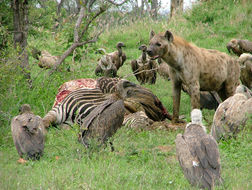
[[156, 42, 161, 47]]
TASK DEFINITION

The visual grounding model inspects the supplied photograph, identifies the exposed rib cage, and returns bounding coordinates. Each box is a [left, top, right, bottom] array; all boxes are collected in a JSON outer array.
[[43, 88, 108, 128]]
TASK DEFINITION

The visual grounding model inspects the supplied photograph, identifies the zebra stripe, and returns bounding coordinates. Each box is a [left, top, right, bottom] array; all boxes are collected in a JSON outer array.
[[43, 88, 108, 127], [97, 77, 120, 94]]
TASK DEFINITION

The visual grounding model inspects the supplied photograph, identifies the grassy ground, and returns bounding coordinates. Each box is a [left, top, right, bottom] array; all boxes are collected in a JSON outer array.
[[0, 0, 252, 189]]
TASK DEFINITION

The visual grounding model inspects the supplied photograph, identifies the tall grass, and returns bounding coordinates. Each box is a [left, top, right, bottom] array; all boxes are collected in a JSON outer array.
[[0, 0, 251, 189]]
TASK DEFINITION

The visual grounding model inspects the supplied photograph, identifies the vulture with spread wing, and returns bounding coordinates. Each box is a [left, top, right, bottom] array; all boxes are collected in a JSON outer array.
[[176, 109, 222, 190]]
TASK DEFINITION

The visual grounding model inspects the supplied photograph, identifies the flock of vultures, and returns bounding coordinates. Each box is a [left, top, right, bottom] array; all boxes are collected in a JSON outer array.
[[12, 30, 252, 189]]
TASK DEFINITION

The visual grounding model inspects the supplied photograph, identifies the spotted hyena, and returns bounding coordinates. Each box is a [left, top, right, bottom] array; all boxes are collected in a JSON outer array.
[[147, 30, 240, 123]]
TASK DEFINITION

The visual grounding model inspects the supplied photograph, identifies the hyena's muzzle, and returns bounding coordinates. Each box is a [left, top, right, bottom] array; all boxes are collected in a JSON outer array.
[[147, 45, 160, 60]]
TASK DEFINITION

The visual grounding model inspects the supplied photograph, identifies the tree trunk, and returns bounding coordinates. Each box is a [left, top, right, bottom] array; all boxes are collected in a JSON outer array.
[[141, 0, 144, 16], [75, 0, 81, 14], [171, 0, 184, 17], [12, 0, 31, 86], [151, 0, 158, 20], [56, 0, 65, 16]]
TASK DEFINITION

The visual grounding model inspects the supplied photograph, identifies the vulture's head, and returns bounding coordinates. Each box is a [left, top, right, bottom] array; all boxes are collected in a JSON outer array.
[[96, 48, 106, 55], [186, 109, 206, 133], [226, 39, 239, 53], [117, 42, 126, 49], [235, 84, 252, 99], [139, 44, 147, 52]]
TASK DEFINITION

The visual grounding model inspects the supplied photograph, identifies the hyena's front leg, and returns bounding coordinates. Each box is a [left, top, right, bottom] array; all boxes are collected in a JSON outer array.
[[172, 78, 182, 123], [188, 82, 201, 109]]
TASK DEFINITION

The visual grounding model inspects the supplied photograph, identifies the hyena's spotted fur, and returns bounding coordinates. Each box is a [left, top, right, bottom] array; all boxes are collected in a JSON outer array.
[[147, 30, 240, 123]]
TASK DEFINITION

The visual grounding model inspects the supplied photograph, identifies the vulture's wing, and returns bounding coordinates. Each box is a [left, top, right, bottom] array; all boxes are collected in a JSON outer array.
[[238, 40, 252, 53], [201, 135, 220, 169], [175, 134, 194, 169], [81, 98, 115, 131], [195, 135, 220, 169], [131, 60, 140, 79], [11, 116, 24, 156], [176, 134, 201, 186], [95, 65, 102, 76]]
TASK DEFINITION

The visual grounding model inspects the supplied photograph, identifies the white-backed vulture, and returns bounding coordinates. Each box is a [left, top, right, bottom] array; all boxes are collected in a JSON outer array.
[[131, 44, 157, 84], [11, 104, 45, 160], [116, 79, 172, 121], [38, 50, 59, 69], [211, 85, 252, 142], [95, 42, 126, 73], [176, 109, 222, 190], [238, 53, 252, 89], [227, 39, 252, 56], [95, 55, 118, 77], [80, 94, 125, 151]]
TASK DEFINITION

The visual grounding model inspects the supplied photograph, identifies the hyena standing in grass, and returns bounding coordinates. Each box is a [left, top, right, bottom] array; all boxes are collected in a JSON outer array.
[[147, 30, 240, 123]]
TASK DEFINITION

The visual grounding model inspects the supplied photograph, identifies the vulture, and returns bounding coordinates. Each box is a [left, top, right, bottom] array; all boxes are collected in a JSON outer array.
[[11, 104, 45, 160], [111, 42, 127, 70], [238, 53, 252, 89], [95, 55, 118, 77], [80, 94, 125, 150], [131, 44, 157, 84], [116, 79, 172, 121], [226, 39, 252, 56], [38, 50, 59, 69], [176, 109, 222, 190], [211, 85, 252, 142], [96, 42, 126, 70]]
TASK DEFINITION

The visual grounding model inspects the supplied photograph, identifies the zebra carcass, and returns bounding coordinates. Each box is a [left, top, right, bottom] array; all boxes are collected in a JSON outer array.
[[11, 104, 45, 160], [50, 77, 172, 122]]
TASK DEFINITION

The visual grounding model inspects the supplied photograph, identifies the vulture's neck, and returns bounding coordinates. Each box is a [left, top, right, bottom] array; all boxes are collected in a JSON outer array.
[[142, 51, 147, 62], [117, 46, 122, 57]]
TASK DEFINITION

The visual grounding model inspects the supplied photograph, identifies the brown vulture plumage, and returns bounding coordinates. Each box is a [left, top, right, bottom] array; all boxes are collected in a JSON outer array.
[[11, 104, 45, 160], [238, 53, 252, 89], [116, 79, 172, 121], [95, 55, 118, 77], [227, 39, 252, 56], [176, 109, 222, 190], [211, 86, 252, 142], [131, 44, 157, 84], [80, 94, 125, 150], [107, 42, 127, 70]]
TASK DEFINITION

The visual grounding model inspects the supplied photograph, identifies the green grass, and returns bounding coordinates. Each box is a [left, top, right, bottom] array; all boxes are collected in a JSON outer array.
[[0, 0, 252, 189]]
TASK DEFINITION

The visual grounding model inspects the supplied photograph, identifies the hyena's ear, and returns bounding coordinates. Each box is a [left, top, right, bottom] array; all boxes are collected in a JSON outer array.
[[164, 30, 174, 43], [150, 30, 155, 40]]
